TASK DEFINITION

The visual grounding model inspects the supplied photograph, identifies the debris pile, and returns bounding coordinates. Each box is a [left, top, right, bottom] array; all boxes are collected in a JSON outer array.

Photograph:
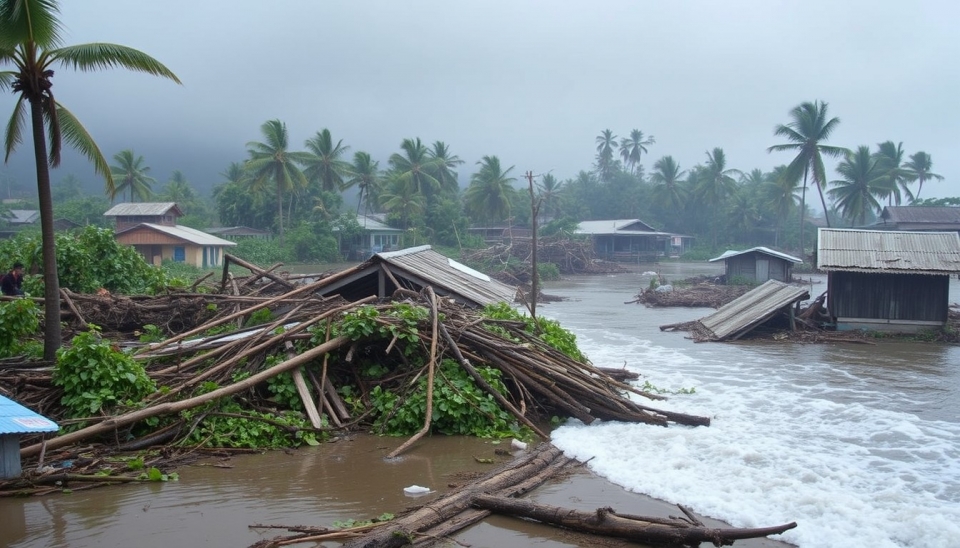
[[461, 237, 627, 280]]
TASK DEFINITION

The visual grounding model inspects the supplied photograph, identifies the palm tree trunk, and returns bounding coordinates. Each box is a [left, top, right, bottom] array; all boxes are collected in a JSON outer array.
[[277, 183, 285, 247], [799, 167, 808, 256], [815, 177, 831, 228], [30, 99, 62, 360]]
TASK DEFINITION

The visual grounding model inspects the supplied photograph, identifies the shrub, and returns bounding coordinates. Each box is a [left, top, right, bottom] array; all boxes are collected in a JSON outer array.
[[0, 298, 41, 358]]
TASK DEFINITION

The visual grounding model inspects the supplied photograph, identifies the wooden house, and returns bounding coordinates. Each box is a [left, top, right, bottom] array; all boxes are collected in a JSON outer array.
[[574, 219, 692, 262], [869, 206, 960, 234], [817, 228, 960, 333], [1, 395, 58, 479], [105, 202, 236, 268], [708, 247, 802, 284]]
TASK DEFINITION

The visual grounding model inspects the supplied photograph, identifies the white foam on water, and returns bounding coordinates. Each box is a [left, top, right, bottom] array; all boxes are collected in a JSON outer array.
[[550, 323, 960, 548]]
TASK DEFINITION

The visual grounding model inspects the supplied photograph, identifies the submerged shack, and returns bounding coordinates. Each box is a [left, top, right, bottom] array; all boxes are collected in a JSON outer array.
[[708, 246, 802, 283], [818, 228, 960, 333], [310, 245, 518, 307]]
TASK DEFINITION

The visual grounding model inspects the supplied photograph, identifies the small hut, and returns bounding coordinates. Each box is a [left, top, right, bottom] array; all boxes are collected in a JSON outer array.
[[817, 228, 960, 333], [709, 247, 801, 284], [1, 396, 58, 478]]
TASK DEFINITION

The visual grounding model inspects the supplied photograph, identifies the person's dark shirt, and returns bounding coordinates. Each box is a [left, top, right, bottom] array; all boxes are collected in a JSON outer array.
[[1, 270, 23, 296]]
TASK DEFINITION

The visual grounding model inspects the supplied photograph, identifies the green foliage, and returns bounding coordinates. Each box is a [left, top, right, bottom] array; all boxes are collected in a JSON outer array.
[[639, 380, 696, 395], [0, 298, 41, 358], [332, 303, 427, 349], [283, 221, 341, 263], [332, 514, 394, 529], [54, 326, 157, 418], [536, 262, 561, 281], [137, 324, 165, 343], [232, 237, 286, 265], [726, 275, 760, 287], [481, 302, 586, 362], [137, 467, 179, 482], [370, 359, 526, 438], [265, 366, 301, 409], [0, 226, 177, 295], [181, 398, 324, 448], [245, 307, 273, 327]]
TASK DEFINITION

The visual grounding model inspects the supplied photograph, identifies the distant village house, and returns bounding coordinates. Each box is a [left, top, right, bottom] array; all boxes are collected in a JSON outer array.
[[105, 202, 235, 268], [709, 247, 802, 284]]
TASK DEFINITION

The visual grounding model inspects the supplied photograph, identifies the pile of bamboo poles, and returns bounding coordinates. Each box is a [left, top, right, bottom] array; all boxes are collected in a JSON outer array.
[[1, 267, 710, 493]]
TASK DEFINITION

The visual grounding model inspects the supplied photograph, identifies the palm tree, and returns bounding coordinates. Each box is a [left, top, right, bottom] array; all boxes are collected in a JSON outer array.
[[595, 129, 618, 182], [649, 155, 687, 212], [0, 0, 180, 358], [344, 151, 380, 214], [903, 151, 943, 201], [697, 148, 741, 204], [618, 129, 655, 174], [160, 170, 196, 206], [109, 149, 155, 202], [768, 100, 846, 254], [302, 128, 351, 193], [828, 146, 885, 227], [379, 173, 425, 229], [873, 141, 912, 206], [244, 119, 309, 246], [764, 165, 800, 248], [464, 155, 517, 224], [389, 137, 442, 196], [428, 141, 463, 194], [536, 173, 564, 220]]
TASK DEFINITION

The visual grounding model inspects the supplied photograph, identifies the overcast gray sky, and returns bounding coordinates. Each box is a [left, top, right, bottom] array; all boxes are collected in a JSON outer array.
[[2, 0, 958, 203]]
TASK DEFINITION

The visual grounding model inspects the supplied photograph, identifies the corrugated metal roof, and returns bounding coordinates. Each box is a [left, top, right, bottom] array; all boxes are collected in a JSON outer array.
[[205, 226, 271, 236], [0, 395, 58, 435], [575, 219, 658, 235], [378, 246, 517, 306], [356, 214, 402, 232], [119, 223, 238, 247], [817, 228, 960, 274], [7, 210, 40, 224], [709, 246, 802, 264], [882, 206, 960, 224], [104, 202, 182, 217], [697, 280, 809, 341]]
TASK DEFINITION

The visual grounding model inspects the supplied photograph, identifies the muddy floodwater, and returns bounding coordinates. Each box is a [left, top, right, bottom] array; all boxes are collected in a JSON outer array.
[[3, 261, 959, 548]]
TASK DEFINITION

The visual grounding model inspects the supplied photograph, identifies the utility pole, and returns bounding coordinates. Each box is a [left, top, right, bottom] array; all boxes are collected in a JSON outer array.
[[526, 170, 540, 320]]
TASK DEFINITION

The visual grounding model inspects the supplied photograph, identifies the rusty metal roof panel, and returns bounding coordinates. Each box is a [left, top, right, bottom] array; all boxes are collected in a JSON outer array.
[[378, 246, 518, 306], [817, 228, 960, 274], [698, 280, 809, 341]]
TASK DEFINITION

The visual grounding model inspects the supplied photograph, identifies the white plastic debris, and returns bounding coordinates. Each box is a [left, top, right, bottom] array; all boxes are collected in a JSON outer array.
[[403, 485, 431, 496], [510, 439, 528, 451], [641, 271, 658, 276], [654, 284, 673, 293]]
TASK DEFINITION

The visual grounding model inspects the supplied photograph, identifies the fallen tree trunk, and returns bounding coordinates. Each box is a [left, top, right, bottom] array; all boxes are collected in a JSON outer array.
[[472, 494, 798, 546]]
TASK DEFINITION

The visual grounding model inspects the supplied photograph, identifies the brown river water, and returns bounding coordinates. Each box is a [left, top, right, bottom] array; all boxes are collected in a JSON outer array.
[[2, 261, 957, 548]]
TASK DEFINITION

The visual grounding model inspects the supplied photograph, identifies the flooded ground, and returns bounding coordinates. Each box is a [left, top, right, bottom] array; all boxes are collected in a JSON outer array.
[[3, 260, 958, 547]]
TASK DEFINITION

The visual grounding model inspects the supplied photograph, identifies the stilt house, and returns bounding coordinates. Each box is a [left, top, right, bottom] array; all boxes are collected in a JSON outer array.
[[817, 228, 960, 332]]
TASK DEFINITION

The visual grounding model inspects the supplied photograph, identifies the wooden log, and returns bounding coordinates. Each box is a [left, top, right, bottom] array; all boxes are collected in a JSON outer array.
[[387, 287, 439, 458], [59, 289, 88, 330], [224, 253, 295, 291], [471, 494, 797, 546], [21, 335, 352, 458], [342, 443, 565, 548], [286, 341, 323, 429]]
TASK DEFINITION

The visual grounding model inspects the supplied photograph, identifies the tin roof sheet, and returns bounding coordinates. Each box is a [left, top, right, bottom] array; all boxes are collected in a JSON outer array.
[[118, 223, 238, 247], [575, 219, 658, 235], [698, 280, 809, 341], [709, 246, 802, 264], [378, 246, 517, 306], [881, 206, 960, 224], [104, 202, 182, 217], [0, 395, 58, 435], [817, 228, 960, 274]]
